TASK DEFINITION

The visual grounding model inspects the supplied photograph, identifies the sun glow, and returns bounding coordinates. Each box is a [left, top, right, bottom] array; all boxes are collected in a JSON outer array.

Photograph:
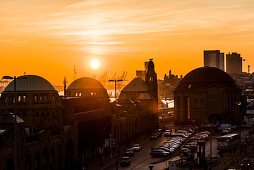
[[90, 59, 100, 69]]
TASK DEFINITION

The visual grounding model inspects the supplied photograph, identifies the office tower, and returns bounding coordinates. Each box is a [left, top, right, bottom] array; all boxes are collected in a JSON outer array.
[[226, 52, 242, 75], [204, 50, 225, 71]]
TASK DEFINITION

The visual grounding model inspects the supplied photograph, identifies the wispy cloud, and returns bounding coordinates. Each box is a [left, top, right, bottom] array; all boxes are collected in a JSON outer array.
[[1, 0, 254, 55]]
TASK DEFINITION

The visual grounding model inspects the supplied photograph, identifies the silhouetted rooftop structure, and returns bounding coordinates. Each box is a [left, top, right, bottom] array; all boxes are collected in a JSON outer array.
[[4, 75, 56, 92], [176, 66, 237, 91], [66, 77, 109, 98]]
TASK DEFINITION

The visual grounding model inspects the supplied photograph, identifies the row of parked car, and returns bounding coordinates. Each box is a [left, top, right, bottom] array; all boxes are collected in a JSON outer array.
[[150, 128, 196, 158], [180, 131, 211, 159], [190, 131, 210, 141], [120, 144, 141, 166]]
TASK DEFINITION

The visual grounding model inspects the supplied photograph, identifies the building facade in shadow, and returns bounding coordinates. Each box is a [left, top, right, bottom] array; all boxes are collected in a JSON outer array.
[[62, 77, 111, 165], [174, 67, 242, 125], [112, 59, 159, 144], [0, 75, 78, 170]]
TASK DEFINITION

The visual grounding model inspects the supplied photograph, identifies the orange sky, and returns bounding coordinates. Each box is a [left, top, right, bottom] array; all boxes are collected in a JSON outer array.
[[1, 0, 254, 85]]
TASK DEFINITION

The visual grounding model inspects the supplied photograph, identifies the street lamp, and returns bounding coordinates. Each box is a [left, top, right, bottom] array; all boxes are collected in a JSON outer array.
[[108, 79, 123, 101], [2, 75, 27, 170]]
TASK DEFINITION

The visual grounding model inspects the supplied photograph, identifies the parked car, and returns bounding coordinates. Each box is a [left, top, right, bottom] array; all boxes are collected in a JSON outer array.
[[150, 149, 170, 157], [222, 128, 231, 134], [133, 144, 141, 152], [164, 130, 171, 137], [120, 156, 130, 166], [150, 134, 158, 140], [158, 146, 171, 153], [125, 148, 134, 157]]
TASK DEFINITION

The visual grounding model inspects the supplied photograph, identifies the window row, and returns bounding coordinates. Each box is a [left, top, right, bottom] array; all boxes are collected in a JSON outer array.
[[1, 94, 59, 104]]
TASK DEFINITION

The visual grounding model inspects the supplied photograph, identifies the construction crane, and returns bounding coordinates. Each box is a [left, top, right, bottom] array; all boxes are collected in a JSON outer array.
[[108, 72, 128, 100]]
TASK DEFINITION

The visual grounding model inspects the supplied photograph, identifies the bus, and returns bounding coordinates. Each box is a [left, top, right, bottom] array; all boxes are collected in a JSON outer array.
[[217, 133, 240, 151]]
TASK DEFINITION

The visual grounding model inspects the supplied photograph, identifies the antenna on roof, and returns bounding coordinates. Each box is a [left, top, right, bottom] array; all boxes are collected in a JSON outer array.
[[149, 58, 153, 61]]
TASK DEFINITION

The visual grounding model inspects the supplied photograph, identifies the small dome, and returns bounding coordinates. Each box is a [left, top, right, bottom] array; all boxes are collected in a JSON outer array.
[[67, 77, 106, 90], [176, 67, 237, 90], [67, 77, 109, 98], [4, 75, 56, 92]]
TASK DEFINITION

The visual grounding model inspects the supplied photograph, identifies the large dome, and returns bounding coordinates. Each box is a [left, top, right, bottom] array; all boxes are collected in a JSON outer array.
[[176, 67, 237, 90], [4, 75, 56, 92], [67, 77, 106, 90]]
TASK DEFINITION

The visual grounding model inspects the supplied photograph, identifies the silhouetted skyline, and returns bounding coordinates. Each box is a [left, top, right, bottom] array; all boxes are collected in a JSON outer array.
[[0, 0, 253, 85]]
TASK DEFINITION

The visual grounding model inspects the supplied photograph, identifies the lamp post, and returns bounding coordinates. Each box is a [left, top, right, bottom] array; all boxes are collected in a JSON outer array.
[[108, 79, 123, 101], [2, 75, 26, 170]]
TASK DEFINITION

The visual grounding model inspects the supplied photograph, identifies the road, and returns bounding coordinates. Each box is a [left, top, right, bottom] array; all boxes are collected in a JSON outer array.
[[104, 134, 187, 170], [104, 134, 219, 170]]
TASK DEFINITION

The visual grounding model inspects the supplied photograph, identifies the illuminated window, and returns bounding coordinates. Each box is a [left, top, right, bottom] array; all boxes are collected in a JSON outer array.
[[75, 92, 78, 97], [34, 95, 38, 103], [23, 96, 26, 104], [79, 93, 82, 96], [187, 97, 191, 120], [18, 96, 22, 104], [91, 92, 94, 96]]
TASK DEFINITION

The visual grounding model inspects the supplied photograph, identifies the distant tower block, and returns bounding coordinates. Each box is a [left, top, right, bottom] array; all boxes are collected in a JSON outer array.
[[226, 52, 242, 75], [248, 65, 251, 74], [204, 50, 225, 71]]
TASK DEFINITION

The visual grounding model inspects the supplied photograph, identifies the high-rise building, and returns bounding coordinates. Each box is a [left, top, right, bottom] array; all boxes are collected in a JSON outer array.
[[204, 50, 225, 71], [226, 52, 242, 75]]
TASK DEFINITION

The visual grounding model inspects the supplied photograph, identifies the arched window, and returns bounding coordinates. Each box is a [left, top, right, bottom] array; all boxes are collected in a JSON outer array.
[[39, 96, 43, 103], [23, 96, 27, 104], [34, 95, 38, 103], [18, 96, 22, 104]]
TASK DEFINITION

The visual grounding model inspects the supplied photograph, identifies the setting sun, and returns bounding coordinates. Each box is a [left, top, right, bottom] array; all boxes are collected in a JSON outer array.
[[90, 59, 100, 69]]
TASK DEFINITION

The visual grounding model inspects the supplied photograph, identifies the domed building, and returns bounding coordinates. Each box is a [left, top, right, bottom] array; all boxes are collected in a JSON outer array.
[[174, 67, 242, 124], [0, 75, 78, 170], [1, 75, 62, 129], [63, 77, 111, 161], [65, 77, 109, 99]]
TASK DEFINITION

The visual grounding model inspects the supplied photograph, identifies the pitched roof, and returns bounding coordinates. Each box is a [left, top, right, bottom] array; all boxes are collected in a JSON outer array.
[[121, 78, 150, 92]]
